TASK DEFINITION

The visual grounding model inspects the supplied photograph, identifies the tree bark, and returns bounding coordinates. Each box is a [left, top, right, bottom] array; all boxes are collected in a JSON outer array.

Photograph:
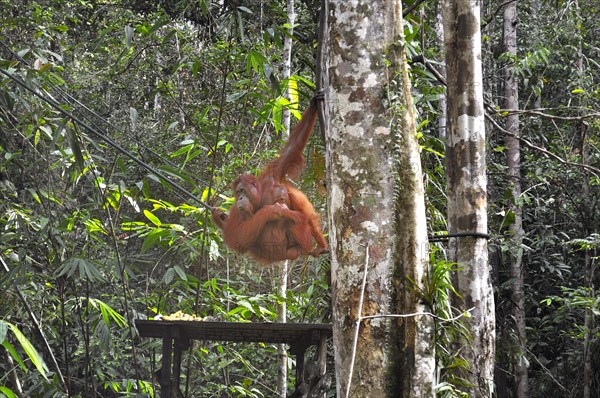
[[434, 3, 447, 140], [503, 2, 528, 397], [441, 0, 496, 396], [327, 1, 434, 396], [392, 4, 436, 395]]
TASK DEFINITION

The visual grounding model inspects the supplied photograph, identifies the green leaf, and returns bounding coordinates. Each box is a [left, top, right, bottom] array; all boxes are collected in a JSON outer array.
[[141, 228, 172, 252], [56, 257, 104, 282], [0, 385, 18, 398], [144, 209, 161, 226], [120, 221, 146, 231], [146, 14, 170, 36], [541, 298, 552, 306], [2, 339, 26, 371], [247, 50, 266, 74], [162, 29, 177, 44], [174, 265, 187, 281], [28, 189, 42, 204], [68, 129, 85, 173], [2, 340, 27, 371], [237, 6, 253, 14], [227, 91, 246, 102], [163, 267, 174, 284], [171, 142, 195, 157], [7, 323, 49, 380], [51, 24, 69, 32], [192, 59, 201, 76], [89, 298, 127, 328]]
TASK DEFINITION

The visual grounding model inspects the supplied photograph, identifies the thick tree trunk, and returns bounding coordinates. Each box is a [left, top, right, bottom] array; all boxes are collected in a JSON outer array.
[[503, 2, 528, 397], [327, 1, 434, 396], [441, 0, 496, 396]]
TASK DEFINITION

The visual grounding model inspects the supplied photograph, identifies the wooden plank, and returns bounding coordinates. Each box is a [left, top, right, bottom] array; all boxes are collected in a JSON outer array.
[[135, 320, 332, 346], [135, 320, 332, 396]]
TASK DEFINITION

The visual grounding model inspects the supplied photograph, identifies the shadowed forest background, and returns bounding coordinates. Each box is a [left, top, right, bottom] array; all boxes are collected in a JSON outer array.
[[1, 0, 599, 397]]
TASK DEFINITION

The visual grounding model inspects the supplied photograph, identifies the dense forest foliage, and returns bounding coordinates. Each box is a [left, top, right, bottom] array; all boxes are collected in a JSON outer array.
[[1, 0, 599, 397]]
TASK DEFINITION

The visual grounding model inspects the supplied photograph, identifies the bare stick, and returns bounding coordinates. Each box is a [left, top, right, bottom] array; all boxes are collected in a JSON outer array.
[[345, 245, 370, 398]]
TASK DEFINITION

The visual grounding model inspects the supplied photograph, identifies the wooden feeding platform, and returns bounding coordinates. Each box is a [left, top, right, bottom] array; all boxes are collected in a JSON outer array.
[[135, 320, 332, 397]]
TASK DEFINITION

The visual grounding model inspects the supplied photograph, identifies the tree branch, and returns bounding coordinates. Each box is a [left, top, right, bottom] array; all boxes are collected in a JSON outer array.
[[485, 110, 600, 178], [411, 55, 447, 86], [403, 0, 428, 17], [497, 108, 600, 121], [409, 52, 600, 178], [482, 0, 519, 27]]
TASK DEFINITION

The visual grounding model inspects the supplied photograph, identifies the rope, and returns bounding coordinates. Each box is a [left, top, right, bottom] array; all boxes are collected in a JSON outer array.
[[428, 232, 491, 242]]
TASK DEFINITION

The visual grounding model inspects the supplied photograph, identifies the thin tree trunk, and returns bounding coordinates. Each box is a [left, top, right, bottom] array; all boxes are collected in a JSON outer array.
[[582, 251, 594, 398], [277, 263, 288, 397], [434, 3, 447, 140], [277, 0, 296, 394], [392, 2, 435, 394], [281, 0, 295, 131], [3, 348, 25, 397], [173, 33, 185, 128], [572, 2, 594, 397], [441, 0, 496, 396], [503, 2, 528, 397]]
